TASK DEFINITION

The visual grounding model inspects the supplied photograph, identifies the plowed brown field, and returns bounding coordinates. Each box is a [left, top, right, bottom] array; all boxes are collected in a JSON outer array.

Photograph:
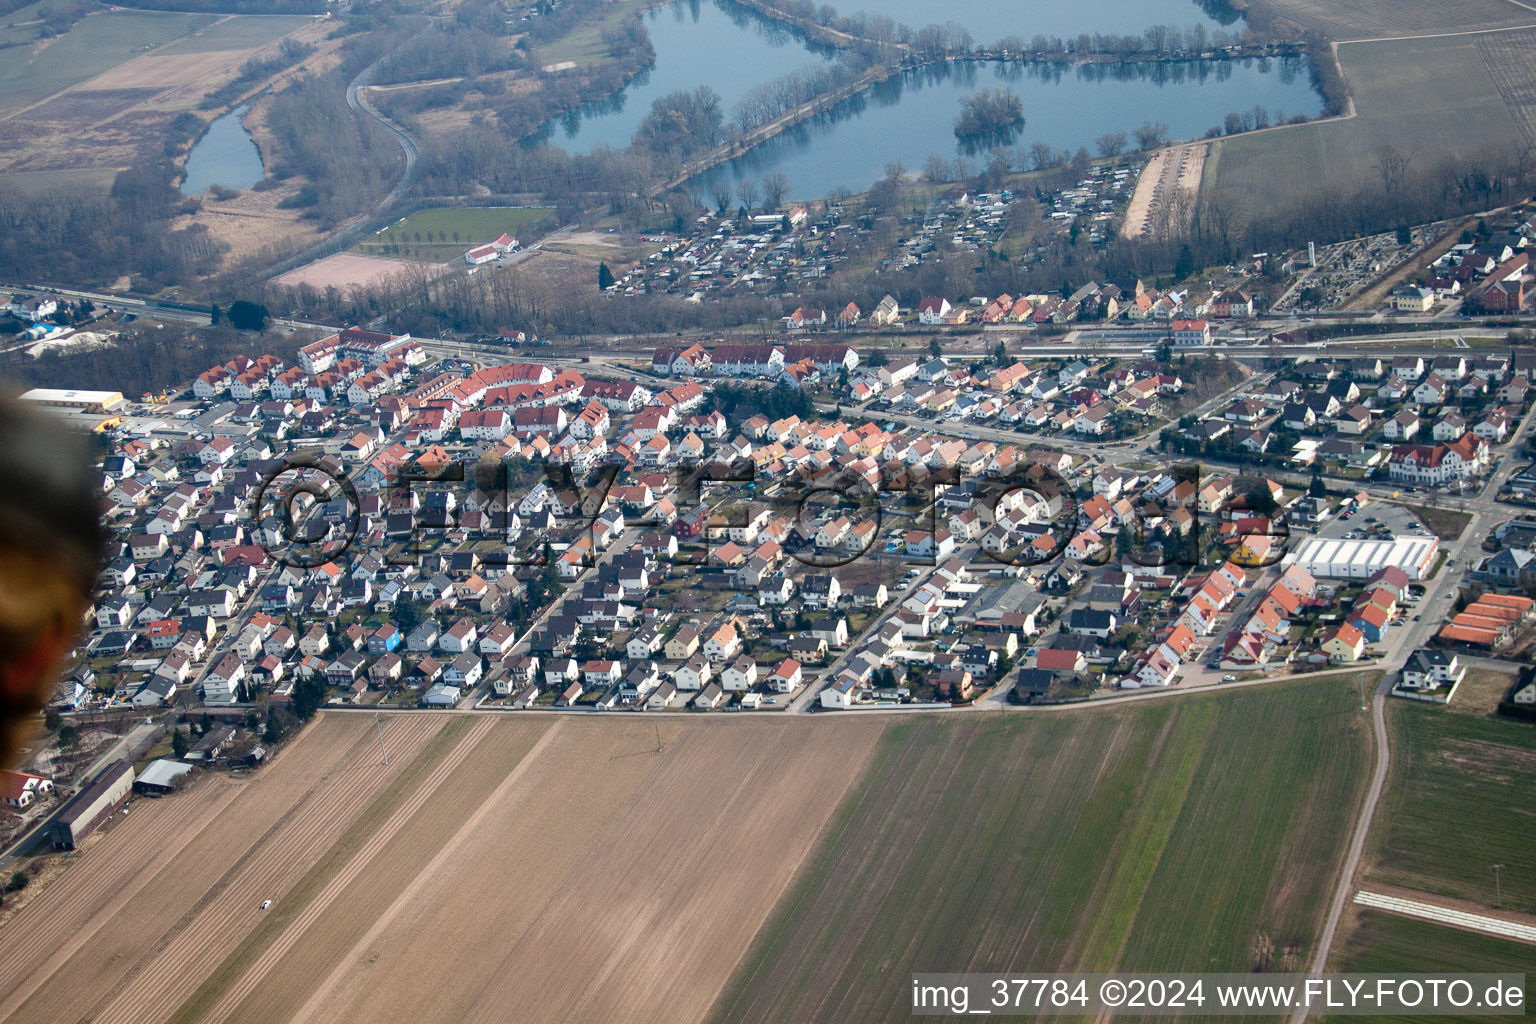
[[0, 713, 884, 1024], [0, 713, 447, 1024]]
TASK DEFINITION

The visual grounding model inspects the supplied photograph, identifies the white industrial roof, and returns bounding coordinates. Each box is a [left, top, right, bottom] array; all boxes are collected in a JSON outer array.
[[20, 387, 125, 408], [1285, 535, 1439, 577]]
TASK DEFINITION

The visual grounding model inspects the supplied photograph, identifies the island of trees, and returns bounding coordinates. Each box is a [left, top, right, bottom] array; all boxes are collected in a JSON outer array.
[[953, 88, 1026, 142]]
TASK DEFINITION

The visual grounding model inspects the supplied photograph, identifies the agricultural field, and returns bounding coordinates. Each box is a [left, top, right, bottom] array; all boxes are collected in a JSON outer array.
[[1475, 28, 1536, 142], [1249, 0, 1536, 40], [352, 206, 557, 263], [0, 713, 450, 1024], [1325, 910, 1536, 1024], [1359, 701, 1536, 915], [0, 9, 326, 179], [0, 713, 885, 1024], [0, 10, 217, 111], [1206, 34, 1527, 219], [707, 676, 1372, 1024]]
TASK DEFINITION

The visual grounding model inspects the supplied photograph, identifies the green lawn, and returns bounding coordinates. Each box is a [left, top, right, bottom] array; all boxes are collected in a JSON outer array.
[[1326, 910, 1535, 1024], [0, 10, 219, 110], [352, 206, 555, 263], [706, 675, 1373, 1023], [1363, 702, 1536, 915], [532, 0, 649, 67]]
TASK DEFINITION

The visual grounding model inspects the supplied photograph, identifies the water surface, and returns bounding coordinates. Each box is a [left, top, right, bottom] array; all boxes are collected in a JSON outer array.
[[180, 105, 264, 195], [692, 56, 1320, 199], [813, 0, 1243, 45]]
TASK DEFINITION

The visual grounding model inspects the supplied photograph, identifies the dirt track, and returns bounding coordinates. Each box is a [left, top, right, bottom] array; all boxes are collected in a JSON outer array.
[[1122, 142, 1207, 239]]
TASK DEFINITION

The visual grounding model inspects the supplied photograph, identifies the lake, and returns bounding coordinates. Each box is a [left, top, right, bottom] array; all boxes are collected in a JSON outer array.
[[545, 0, 1321, 198], [692, 56, 1320, 199], [180, 105, 264, 195], [545, 0, 838, 153], [813, 0, 1243, 45]]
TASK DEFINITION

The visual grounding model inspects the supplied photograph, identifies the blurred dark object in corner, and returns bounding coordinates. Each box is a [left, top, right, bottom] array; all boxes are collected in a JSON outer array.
[[0, 394, 105, 768]]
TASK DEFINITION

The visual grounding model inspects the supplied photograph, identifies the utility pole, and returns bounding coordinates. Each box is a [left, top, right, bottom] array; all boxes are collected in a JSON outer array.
[[1357, 672, 1367, 711], [374, 711, 389, 766], [1493, 863, 1504, 906]]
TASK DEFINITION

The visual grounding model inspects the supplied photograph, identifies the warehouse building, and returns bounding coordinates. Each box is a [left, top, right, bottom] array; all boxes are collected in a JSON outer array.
[[1284, 535, 1440, 581], [45, 760, 134, 850], [19, 387, 125, 415]]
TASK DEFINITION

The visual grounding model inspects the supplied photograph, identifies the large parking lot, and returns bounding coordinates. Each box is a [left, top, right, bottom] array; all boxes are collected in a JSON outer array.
[[1314, 500, 1433, 544]]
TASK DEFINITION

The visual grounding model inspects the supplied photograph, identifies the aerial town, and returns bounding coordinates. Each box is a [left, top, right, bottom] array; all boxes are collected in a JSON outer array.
[[4, 295, 1531, 766], [2, 0, 1536, 1017]]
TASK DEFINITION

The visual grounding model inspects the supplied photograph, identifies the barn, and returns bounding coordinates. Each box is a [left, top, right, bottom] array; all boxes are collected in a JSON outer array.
[[45, 760, 135, 850]]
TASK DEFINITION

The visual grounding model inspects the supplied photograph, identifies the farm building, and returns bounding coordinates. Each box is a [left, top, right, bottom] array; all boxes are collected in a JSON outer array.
[[134, 759, 193, 794], [45, 760, 135, 850], [1283, 535, 1439, 581]]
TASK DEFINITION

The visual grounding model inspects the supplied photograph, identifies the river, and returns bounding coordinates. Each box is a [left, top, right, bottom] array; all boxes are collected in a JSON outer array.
[[180, 105, 265, 195]]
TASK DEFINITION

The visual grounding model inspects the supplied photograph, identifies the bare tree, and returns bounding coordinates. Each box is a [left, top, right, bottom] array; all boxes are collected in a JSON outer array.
[[736, 177, 760, 212], [1374, 143, 1414, 194], [1095, 130, 1128, 159], [1134, 121, 1170, 151], [922, 153, 951, 183], [1028, 141, 1061, 171], [710, 181, 734, 213], [761, 170, 790, 209]]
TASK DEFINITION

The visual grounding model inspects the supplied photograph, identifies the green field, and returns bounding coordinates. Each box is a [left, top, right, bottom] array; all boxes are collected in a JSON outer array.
[[0, 9, 219, 110], [533, 0, 649, 67], [1208, 35, 1525, 219], [353, 206, 556, 263], [706, 676, 1373, 1024], [157, 13, 316, 55], [1363, 702, 1536, 915], [1326, 910, 1536, 1024]]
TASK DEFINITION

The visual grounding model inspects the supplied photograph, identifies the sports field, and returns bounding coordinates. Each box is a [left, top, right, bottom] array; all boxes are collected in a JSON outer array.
[[270, 252, 452, 294], [707, 676, 1372, 1023], [353, 206, 556, 262], [0, 713, 885, 1024], [1207, 34, 1529, 219], [1361, 702, 1536, 915]]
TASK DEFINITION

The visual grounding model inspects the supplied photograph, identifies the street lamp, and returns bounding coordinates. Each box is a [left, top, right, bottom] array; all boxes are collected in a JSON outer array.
[[1357, 671, 1367, 711], [1493, 863, 1505, 906]]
